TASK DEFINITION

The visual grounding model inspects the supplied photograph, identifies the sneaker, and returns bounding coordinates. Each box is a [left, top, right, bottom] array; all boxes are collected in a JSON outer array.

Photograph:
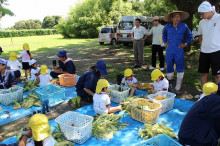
[[160, 68, 164, 71], [149, 67, 155, 70]]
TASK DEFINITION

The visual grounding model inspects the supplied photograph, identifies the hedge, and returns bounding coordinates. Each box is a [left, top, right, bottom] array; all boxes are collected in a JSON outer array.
[[0, 29, 59, 38]]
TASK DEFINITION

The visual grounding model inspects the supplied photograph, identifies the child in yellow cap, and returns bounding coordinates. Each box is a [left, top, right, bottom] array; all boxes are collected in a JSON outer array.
[[199, 82, 218, 101], [20, 43, 32, 79], [7, 52, 22, 81], [151, 69, 169, 94], [19, 114, 56, 145], [121, 68, 138, 96], [93, 79, 121, 115], [37, 65, 52, 86]]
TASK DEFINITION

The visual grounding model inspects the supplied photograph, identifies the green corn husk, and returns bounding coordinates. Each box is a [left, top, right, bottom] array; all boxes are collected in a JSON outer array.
[[138, 122, 178, 140], [16, 128, 24, 139], [92, 113, 129, 140], [23, 80, 39, 91]]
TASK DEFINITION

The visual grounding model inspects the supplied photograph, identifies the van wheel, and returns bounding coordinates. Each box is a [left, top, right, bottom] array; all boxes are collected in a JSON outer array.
[[99, 42, 104, 45], [123, 43, 129, 46], [111, 39, 116, 45]]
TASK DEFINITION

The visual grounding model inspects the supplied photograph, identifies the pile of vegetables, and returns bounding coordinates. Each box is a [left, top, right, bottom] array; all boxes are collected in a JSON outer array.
[[137, 83, 153, 90], [155, 95, 169, 101], [13, 92, 41, 109], [52, 124, 74, 146], [138, 122, 178, 140], [120, 96, 139, 114], [23, 80, 39, 91], [92, 113, 129, 140]]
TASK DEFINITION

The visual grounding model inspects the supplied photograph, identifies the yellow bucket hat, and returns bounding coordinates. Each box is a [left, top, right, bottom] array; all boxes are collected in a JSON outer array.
[[124, 68, 133, 77], [96, 79, 110, 93], [9, 52, 17, 61], [29, 114, 52, 141], [23, 43, 30, 51], [151, 69, 164, 81], [203, 82, 218, 95], [40, 65, 48, 75]]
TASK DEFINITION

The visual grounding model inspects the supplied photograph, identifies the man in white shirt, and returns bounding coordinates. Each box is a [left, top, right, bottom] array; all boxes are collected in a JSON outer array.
[[198, 1, 220, 86], [147, 16, 165, 71], [131, 18, 148, 68]]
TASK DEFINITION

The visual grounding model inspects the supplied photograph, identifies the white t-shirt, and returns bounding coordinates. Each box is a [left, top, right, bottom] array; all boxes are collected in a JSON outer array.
[[31, 68, 39, 80], [198, 13, 220, 53], [7, 60, 21, 71], [39, 74, 52, 86], [153, 78, 169, 91], [198, 93, 206, 101], [121, 76, 138, 87], [93, 92, 110, 115], [26, 135, 56, 146], [20, 50, 31, 62], [148, 24, 164, 45], [131, 26, 148, 40]]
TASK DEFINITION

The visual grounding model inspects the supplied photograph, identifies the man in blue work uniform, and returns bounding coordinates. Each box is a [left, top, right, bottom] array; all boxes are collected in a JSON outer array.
[[50, 50, 76, 78], [0, 59, 17, 89], [163, 11, 193, 94], [178, 83, 220, 145], [76, 60, 108, 103]]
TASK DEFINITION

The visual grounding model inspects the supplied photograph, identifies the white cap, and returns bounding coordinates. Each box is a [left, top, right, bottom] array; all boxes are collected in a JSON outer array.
[[29, 59, 37, 66], [198, 1, 215, 13]]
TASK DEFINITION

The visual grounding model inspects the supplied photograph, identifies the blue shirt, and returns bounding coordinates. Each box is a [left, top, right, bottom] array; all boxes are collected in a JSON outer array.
[[0, 70, 17, 89], [162, 22, 193, 50], [178, 94, 220, 145], [76, 69, 100, 98], [58, 60, 76, 74]]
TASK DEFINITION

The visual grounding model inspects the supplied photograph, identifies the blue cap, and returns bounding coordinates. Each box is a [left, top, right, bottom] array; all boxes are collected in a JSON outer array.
[[57, 50, 67, 57], [0, 59, 7, 65], [96, 60, 108, 75], [0, 47, 3, 52]]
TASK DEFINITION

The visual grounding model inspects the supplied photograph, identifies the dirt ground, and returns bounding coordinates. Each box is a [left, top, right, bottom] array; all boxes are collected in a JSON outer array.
[[0, 41, 200, 141]]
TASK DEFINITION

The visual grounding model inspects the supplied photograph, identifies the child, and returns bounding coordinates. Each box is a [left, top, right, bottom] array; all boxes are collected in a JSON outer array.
[[151, 69, 169, 93], [93, 79, 122, 115], [37, 65, 52, 86], [121, 68, 138, 96], [20, 43, 32, 79], [0, 59, 17, 89], [7, 52, 22, 81], [199, 82, 218, 101], [29, 59, 40, 80]]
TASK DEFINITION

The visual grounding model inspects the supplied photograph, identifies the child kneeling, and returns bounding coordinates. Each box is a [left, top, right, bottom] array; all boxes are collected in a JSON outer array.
[[93, 79, 121, 115], [121, 68, 138, 96], [151, 69, 169, 94]]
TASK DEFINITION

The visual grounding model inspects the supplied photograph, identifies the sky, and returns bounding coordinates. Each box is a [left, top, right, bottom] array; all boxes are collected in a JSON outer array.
[[0, 0, 81, 28]]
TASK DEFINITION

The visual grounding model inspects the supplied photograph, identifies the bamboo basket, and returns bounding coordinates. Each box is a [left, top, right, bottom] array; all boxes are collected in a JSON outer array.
[[129, 98, 162, 124], [59, 74, 76, 87]]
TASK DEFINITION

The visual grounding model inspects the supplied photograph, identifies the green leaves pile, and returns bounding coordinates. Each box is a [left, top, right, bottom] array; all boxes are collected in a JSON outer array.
[[20, 92, 41, 109], [23, 80, 39, 91], [139, 122, 178, 140], [92, 113, 129, 140]]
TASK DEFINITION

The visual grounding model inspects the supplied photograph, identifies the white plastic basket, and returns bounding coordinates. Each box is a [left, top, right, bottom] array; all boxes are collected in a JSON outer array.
[[0, 86, 23, 105], [147, 91, 176, 114], [108, 84, 130, 103], [55, 111, 93, 144]]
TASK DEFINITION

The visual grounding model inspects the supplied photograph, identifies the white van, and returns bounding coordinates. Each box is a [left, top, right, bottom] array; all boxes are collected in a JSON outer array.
[[116, 16, 152, 45], [98, 26, 117, 45]]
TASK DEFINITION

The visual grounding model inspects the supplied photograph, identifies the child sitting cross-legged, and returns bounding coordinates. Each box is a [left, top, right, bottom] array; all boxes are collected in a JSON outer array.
[[151, 69, 169, 94], [37, 65, 52, 87], [121, 68, 138, 96], [93, 79, 122, 115]]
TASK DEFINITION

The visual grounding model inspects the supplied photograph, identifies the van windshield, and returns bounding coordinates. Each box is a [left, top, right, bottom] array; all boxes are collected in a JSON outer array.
[[100, 28, 111, 33], [118, 21, 133, 30]]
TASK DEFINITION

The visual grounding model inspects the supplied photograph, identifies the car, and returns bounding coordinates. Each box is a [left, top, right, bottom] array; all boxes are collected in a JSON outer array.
[[98, 26, 117, 45]]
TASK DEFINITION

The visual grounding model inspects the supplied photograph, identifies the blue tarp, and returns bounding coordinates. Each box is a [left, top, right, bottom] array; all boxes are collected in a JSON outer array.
[[0, 89, 195, 145]]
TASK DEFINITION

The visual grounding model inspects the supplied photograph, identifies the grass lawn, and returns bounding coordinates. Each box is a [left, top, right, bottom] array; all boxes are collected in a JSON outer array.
[[0, 34, 216, 99]]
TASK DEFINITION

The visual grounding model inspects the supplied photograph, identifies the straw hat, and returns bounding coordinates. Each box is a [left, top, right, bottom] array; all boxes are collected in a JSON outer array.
[[163, 11, 189, 22], [152, 16, 160, 22]]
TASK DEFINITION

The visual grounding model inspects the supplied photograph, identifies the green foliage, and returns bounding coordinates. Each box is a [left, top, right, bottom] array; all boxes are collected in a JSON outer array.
[[0, 29, 58, 38], [42, 16, 63, 29], [57, 0, 138, 38], [10, 20, 42, 30], [0, 0, 14, 18]]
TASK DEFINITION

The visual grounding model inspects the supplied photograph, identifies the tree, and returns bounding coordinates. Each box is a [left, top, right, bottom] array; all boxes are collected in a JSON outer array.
[[0, 0, 14, 18], [170, 0, 219, 30], [42, 16, 63, 28], [11, 20, 42, 30]]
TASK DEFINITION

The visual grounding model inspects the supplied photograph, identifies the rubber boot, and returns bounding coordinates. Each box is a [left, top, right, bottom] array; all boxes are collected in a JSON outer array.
[[175, 78, 183, 95], [167, 72, 175, 90]]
